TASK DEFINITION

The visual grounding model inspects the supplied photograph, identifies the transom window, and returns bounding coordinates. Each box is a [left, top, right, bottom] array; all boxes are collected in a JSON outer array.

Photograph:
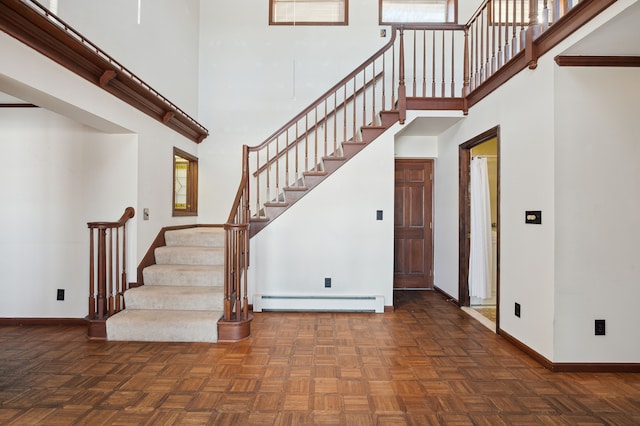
[[380, 0, 457, 25], [270, 0, 348, 25]]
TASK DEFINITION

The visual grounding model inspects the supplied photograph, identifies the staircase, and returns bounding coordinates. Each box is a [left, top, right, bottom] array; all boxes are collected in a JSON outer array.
[[250, 111, 400, 235], [106, 227, 225, 342]]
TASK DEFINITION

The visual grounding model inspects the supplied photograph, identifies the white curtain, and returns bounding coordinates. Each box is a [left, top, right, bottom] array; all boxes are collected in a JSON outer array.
[[469, 156, 492, 299]]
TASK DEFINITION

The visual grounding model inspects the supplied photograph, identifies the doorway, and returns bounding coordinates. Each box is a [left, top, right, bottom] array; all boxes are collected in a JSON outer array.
[[394, 159, 434, 289], [459, 127, 500, 332]]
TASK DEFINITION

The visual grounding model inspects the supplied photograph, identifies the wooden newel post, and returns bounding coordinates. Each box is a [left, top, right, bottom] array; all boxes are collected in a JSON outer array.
[[526, 0, 542, 69], [97, 227, 107, 319], [398, 26, 407, 125]]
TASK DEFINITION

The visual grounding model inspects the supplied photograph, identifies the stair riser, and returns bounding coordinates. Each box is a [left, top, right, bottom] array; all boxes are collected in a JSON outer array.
[[106, 310, 221, 342], [155, 247, 224, 266], [361, 128, 386, 143], [164, 228, 225, 248], [283, 189, 307, 203], [126, 290, 224, 311], [379, 111, 400, 127], [303, 175, 326, 188], [143, 266, 224, 287], [322, 158, 346, 174], [265, 205, 289, 218], [341, 143, 366, 157]]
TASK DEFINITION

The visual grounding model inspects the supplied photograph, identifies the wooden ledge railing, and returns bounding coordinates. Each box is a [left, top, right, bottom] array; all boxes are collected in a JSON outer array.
[[0, 0, 208, 143], [87, 207, 135, 339]]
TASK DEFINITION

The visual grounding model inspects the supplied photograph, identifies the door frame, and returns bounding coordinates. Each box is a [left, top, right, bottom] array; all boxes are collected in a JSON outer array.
[[459, 126, 500, 332], [394, 158, 434, 289]]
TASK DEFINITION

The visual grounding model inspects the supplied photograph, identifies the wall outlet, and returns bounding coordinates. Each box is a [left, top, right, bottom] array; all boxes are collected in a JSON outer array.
[[57, 289, 65, 301], [514, 302, 521, 318], [595, 319, 606, 336], [324, 277, 331, 288]]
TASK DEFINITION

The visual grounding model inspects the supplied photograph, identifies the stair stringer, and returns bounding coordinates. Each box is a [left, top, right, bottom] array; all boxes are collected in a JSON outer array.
[[249, 111, 401, 237], [246, 118, 407, 313]]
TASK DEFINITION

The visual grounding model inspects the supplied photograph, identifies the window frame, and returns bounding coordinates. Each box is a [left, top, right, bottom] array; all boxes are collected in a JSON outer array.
[[172, 147, 198, 217], [379, 0, 458, 25], [269, 0, 349, 26]]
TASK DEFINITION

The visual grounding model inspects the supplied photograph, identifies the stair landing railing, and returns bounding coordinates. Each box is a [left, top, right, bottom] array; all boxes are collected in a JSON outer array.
[[87, 207, 135, 339]]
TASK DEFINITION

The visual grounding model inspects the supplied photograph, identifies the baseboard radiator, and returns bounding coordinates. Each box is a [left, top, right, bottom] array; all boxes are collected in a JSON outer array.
[[253, 295, 385, 313]]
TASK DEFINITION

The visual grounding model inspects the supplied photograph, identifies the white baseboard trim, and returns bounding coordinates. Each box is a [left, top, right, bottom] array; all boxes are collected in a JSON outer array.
[[253, 294, 385, 313]]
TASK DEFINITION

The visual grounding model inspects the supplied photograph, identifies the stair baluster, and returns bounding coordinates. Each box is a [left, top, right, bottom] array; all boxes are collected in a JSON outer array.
[[86, 207, 135, 339]]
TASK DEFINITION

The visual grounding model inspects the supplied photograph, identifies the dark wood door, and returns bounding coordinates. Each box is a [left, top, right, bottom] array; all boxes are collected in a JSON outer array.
[[394, 159, 434, 289]]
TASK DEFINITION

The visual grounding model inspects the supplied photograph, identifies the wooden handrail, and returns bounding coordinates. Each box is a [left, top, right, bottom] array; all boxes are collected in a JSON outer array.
[[0, 0, 208, 143], [250, 28, 399, 153], [87, 207, 135, 339], [252, 71, 385, 178]]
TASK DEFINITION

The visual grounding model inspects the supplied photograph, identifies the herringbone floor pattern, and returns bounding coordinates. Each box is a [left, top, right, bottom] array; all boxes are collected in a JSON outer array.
[[1, 291, 639, 425]]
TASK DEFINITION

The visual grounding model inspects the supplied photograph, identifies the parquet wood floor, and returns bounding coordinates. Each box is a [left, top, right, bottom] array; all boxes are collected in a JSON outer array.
[[1, 291, 639, 425]]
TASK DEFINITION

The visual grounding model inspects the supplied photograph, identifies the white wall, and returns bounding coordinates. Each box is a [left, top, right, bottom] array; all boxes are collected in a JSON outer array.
[[435, 57, 557, 360], [433, 0, 640, 362], [0, 109, 136, 317], [248, 123, 396, 308], [395, 135, 438, 158], [55, 0, 201, 117], [554, 66, 640, 362], [0, 3, 199, 317], [197, 0, 390, 223]]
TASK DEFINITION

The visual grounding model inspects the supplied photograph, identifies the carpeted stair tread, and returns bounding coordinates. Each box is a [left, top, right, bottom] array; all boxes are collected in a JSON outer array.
[[143, 264, 224, 287], [107, 226, 227, 343], [165, 227, 224, 247], [106, 309, 222, 342], [125, 285, 224, 311], [154, 246, 224, 266]]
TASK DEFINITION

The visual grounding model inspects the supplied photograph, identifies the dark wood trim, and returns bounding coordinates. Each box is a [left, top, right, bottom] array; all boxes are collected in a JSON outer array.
[[434, 286, 459, 306], [172, 147, 199, 216], [499, 329, 554, 370], [534, 0, 618, 61], [499, 329, 640, 373], [555, 55, 640, 67], [465, 0, 620, 110], [0, 0, 208, 143], [552, 362, 640, 373], [86, 318, 106, 340], [466, 52, 528, 109], [384, 305, 394, 313], [458, 146, 471, 308], [0, 103, 38, 108], [405, 97, 465, 111], [0, 317, 87, 326], [458, 126, 500, 322], [217, 316, 253, 342]]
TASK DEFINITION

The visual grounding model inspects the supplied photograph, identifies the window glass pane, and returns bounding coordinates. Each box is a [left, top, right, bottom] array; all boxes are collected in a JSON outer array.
[[380, 0, 455, 24], [271, 0, 347, 24], [174, 156, 188, 209]]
